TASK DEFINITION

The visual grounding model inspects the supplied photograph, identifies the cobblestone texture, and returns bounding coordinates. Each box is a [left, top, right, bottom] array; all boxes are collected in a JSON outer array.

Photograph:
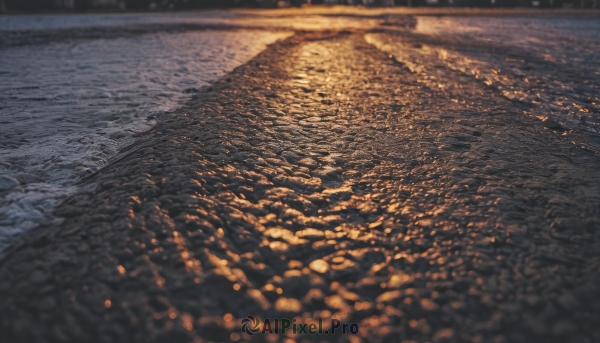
[[1, 29, 600, 343]]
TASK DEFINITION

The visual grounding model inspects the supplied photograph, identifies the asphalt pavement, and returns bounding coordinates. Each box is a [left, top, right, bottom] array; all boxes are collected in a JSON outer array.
[[1, 11, 600, 343]]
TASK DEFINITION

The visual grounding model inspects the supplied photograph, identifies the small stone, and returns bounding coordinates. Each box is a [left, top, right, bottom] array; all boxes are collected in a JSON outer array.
[[416, 219, 433, 228], [311, 167, 341, 181], [274, 297, 302, 312], [542, 118, 564, 130], [304, 116, 322, 122], [281, 150, 301, 163], [309, 259, 329, 274], [0, 175, 19, 191], [272, 175, 322, 192], [420, 298, 439, 311], [368, 221, 383, 229], [324, 295, 347, 310], [15, 173, 44, 184], [432, 328, 455, 342], [298, 158, 318, 169], [375, 290, 402, 304], [388, 273, 411, 288], [330, 259, 358, 273], [351, 150, 371, 160], [269, 241, 289, 252], [331, 256, 346, 264], [296, 228, 325, 239]]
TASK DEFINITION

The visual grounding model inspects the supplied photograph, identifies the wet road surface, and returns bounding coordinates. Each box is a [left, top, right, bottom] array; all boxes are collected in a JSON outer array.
[[1, 10, 600, 343], [0, 29, 290, 252]]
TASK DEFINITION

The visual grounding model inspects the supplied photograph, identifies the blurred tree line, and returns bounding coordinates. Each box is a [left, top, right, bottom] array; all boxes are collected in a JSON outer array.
[[0, 0, 597, 12]]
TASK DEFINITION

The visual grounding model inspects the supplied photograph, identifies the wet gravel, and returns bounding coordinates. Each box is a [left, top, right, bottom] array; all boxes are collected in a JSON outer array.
[[377, 16, 600, 138], [0, 29, 291, 255], [1, 15, 600, 343]]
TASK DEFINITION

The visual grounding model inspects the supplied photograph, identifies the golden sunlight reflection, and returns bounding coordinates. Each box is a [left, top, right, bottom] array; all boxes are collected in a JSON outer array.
[[172, 231, 203, 281], [1, 5, 598, 343]]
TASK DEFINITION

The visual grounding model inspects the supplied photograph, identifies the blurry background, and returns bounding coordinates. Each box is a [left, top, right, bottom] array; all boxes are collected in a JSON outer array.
[[1, 0, 598, 13]]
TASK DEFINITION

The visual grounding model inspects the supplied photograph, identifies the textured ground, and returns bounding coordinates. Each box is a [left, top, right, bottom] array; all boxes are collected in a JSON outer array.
[[1, 15, 600, 343], [0, 29, 290, 251]]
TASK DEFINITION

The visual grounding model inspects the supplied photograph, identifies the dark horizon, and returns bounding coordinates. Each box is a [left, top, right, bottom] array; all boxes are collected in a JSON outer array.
[[1, 0, 598, 14]]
